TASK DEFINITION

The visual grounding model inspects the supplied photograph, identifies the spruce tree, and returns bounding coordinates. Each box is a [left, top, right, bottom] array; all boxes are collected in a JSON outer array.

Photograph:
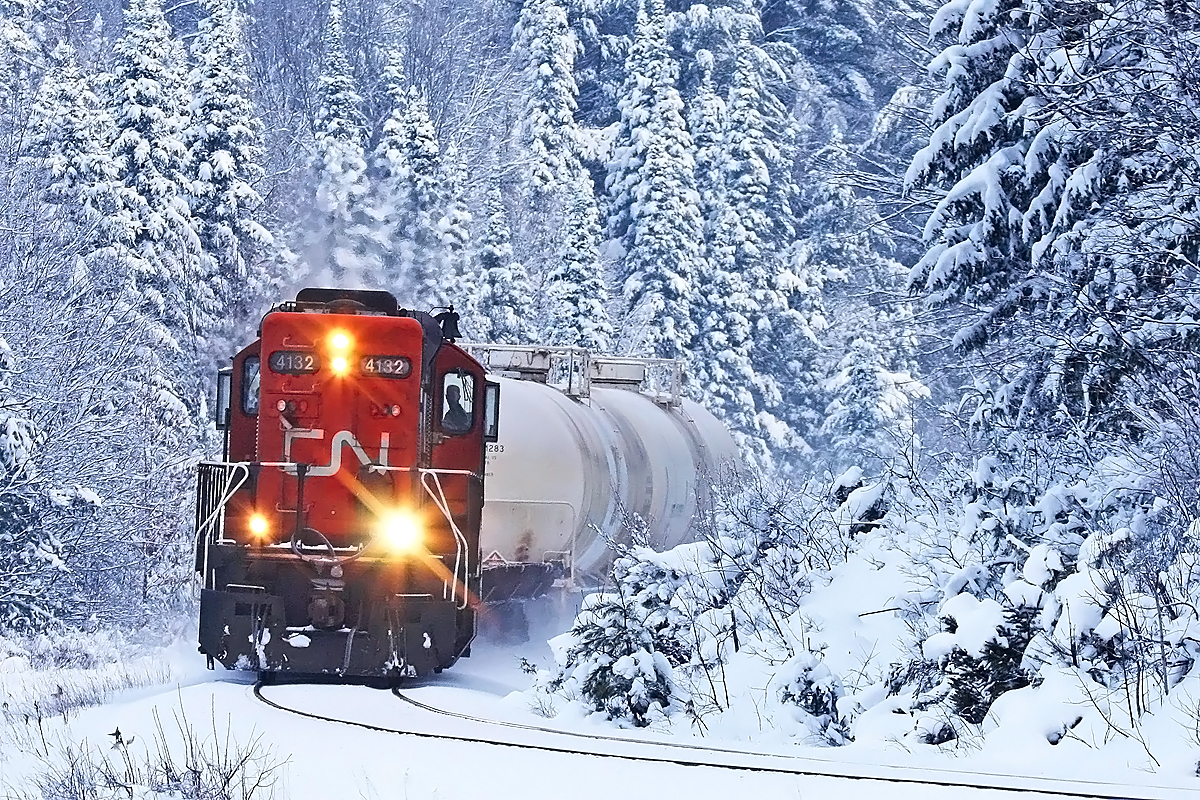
[[513, 0, 583, 197], [399, 86, 449, 308], [688, 50, 726, 237], [906, 0, 1200, 433], [690, 34, 798, 463], [300, 0, 372, 285], [0, 336, 61, 633], [713, 33, 790, 322], [437, 141, 473, 308], [368, 52, 413, 292], [797, 133, 923, 463], [186, 0, 271, 344], [29, 41, 115, 242], [546, 173, 613, 351], [511, 0, 590, 282], [107, 0, 207, 400], [606, 0, 659, 250], [472, 182, 538, 343], [607, 0, 703, 362], [688, 48, 760, 460], [691, 256, 766, 464], [550, 587, 680, 727]]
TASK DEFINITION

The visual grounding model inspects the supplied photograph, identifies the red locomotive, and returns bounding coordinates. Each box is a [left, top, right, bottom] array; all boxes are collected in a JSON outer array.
[[195, 288, 498, 680]]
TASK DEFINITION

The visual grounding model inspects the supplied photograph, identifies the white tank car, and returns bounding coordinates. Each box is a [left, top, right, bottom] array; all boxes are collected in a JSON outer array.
[[463, 345, 740, 601]]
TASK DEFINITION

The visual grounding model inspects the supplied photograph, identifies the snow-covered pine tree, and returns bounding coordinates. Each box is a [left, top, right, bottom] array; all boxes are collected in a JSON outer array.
[[688, 50, 765, 461], [0, 1, 38, 120], [761, 0, 901, 137], [106, 0, 207, 394], [368, 51, 414, 292], [398, 86, 450, 309], [105, 0, 213, 611], [688, 50, 726, 237], [185, 0, 272, 346], [607, 0, 703, 362], [28, 40, 115, 247], [907, 0, 1200, 435], [550, 586, 681, 727], [0, 336, 63, 633], [471, 182, 538, 343], [513, 0, 582, 198], [690, 252, 766, 464], [437, 140, 473, 307], [789, 132, 923, 464], [716, 32, 793, 323], [605, 0, 658, 252], [691, 32, 798, 463], [298, 0, 373, 285], [819, 337, 927, 462], [511, 0, 590, 281], [545, 172, 613, 351]]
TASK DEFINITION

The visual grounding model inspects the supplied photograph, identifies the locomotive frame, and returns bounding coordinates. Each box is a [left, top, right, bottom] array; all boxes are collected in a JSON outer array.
[[194, 288, 499, 681]]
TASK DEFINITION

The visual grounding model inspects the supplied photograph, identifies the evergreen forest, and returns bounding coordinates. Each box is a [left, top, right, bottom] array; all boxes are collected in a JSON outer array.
[[2, 0, 1200, 754]]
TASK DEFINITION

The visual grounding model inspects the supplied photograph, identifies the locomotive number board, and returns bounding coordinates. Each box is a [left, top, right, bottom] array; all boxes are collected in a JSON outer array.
[[269, 350, 319, 375], [360, 356, 412, 378]]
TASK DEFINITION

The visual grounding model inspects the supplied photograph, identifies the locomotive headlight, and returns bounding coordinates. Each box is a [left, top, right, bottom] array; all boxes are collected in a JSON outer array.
[[248, 514, 269, 538], [331, 356, 349, 374], [379, 510, 423, 553], [330, 332, 351, 350]]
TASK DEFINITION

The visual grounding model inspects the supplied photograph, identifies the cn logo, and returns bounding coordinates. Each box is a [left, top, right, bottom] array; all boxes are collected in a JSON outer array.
[[283, 429, 390, 477]]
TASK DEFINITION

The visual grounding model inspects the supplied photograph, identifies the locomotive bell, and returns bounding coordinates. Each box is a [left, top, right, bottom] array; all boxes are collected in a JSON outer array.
[[434, 307, 462, 341]]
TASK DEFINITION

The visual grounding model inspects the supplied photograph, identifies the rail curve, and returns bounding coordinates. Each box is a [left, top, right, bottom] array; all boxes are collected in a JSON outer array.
[[251, 681, 1186, 799]]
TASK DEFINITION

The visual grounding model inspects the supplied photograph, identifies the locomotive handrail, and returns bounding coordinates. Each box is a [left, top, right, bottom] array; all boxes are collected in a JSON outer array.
[[252, 461, 480, 479], [197, 460, 477, 606], [420, 470, 471, 609], [196, 462, 252, 589]]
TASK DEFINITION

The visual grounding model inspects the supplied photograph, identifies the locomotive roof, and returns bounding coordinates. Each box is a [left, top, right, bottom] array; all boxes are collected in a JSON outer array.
[[293, 287, 399, 315]]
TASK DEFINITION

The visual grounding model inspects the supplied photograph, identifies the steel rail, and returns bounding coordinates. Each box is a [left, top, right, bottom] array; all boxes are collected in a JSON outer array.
[[251, 681, 1181, 799]]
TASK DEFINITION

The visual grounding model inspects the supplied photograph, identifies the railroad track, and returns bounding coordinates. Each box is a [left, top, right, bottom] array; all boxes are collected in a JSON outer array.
[[252, 680, 1189, 799]]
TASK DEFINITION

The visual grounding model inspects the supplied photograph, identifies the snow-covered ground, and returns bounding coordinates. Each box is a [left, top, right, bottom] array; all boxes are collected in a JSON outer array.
[[2, 616, 1197, 800]]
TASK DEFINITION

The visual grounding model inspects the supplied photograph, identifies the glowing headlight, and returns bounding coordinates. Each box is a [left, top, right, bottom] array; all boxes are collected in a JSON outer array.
[[249, 514, 269, 537], [330, 331, 351, 350], [379, 510, 423, 552], [331, 356, 349, 374]]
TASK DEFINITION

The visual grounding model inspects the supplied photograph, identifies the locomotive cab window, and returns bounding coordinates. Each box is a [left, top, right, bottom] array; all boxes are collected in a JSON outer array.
[[441, 371, 475, 434], [242, 356, 261, 415], [483, 381, 500, 442], [215, 368, 232, 429]]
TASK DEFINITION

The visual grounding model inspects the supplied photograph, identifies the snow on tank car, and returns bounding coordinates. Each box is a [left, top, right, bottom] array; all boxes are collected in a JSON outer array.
[[465, 345, 741, 602]]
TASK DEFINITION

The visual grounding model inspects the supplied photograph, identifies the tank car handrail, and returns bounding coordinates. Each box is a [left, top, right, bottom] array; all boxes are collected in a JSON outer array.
[[459, 343, 592, 397], [460, 343, 684, 405]]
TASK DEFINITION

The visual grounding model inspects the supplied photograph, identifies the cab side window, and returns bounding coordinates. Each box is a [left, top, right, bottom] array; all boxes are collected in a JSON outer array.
[[242, 356, 261, 415], [441, 371, 475, 434]]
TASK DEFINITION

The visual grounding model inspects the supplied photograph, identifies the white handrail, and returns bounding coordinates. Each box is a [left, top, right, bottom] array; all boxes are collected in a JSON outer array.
[[197, 463, 251, 589], [420, 469, 471, 609], [199, 460, 478, 606]]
